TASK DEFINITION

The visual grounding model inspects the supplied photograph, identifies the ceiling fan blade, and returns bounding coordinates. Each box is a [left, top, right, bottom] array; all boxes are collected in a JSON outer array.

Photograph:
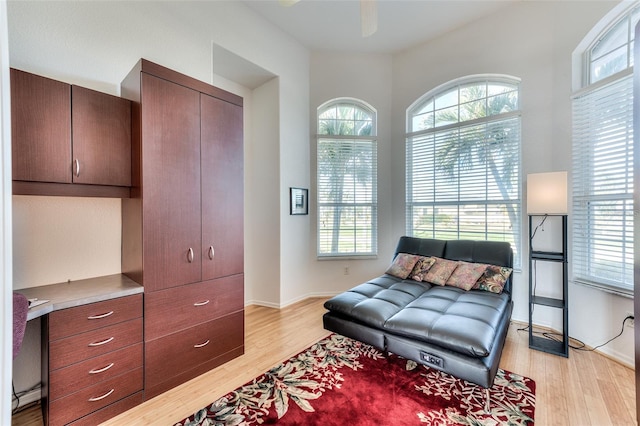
[[279, 0, 300, 6], [360, 0, 378, 37]]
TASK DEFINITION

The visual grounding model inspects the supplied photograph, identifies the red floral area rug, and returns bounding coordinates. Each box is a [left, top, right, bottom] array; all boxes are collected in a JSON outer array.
[[175, 334, 535, 425]]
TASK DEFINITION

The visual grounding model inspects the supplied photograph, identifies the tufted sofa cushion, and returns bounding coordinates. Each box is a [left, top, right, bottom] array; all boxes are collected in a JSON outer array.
[[326, 274, 509, 358], [324, 275, 431, 329], [383, 286, 509, 357]]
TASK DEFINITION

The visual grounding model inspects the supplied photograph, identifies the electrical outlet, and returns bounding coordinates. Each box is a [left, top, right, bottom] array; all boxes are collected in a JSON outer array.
[[344, 266, 350, 275], [626, 313, 634, 328]]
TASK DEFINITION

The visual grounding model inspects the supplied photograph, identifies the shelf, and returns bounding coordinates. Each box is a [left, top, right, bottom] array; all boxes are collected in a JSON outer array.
[[531, 250, 565, 261], [528, 214, 568, 358], [529, 335, 569, 357], [531, 295, 565, 309]]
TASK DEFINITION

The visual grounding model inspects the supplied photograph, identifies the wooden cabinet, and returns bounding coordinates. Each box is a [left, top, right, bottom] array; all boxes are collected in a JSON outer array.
[[201, 93, 244, 280], [140, 72, 202, 291], [121, 59, 244, 400], [71, 85, 131, 187], [144, 275, 244, 340], [42, 294, 143, 426], [10, 68, 131, 197], [10, 68, 71, 184]]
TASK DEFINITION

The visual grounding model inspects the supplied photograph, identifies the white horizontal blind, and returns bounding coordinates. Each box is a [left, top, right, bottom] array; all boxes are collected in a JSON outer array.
[[406, 77, 522, 268], [317, 100, 377, 257], [572, 73, 634, 294], [406, 116, 521, 268]]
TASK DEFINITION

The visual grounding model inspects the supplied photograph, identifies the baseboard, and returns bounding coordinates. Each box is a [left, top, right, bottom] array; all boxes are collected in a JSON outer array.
[[510, 319, 634, 369], [13, 388, 41, 410], [246, 292, 338, 310]]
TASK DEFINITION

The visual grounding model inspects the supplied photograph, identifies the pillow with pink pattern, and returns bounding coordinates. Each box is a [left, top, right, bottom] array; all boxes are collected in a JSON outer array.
[[422, 257, 459, 286], [409, 256, 437, 281], [385, 253, 421, 279], [445, 261, 487, 291], [472, 264, 513, 294]]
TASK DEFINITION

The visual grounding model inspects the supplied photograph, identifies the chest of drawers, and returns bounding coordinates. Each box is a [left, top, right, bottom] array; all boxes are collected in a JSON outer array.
[[42, 294, 143, 426]]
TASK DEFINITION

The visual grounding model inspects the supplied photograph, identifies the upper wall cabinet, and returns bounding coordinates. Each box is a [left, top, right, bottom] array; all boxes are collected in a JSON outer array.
[[10, 68, 131, 197]]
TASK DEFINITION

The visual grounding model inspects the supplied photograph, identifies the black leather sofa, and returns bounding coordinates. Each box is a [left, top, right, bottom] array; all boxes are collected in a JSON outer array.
[[323, 236, 514, 401]]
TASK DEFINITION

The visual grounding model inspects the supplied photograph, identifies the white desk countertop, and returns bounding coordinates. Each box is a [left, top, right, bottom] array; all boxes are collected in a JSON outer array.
[[15, 274, 143, 321]]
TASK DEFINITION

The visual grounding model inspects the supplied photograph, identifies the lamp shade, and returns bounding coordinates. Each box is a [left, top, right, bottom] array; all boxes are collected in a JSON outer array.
[[526, 171, 568, 215]]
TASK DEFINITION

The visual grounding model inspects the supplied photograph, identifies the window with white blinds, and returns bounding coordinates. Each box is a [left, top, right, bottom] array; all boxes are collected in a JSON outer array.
[[317, 99, 377, 257], [572, 73, 634, 294], [406, 77, 522, 268]]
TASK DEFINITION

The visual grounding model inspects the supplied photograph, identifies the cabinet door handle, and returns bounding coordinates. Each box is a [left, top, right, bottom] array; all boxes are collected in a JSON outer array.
[[194, 339, 210, 348], [193, 300, 210, 307], [74, 159, 80, 177], [87, 311, 114, 320], [187, 248, 194, 263], [88, 337, 114, 347], [89, 363, 115, 374], [88, 388, 114, 402], [208, 246, 215, 260]]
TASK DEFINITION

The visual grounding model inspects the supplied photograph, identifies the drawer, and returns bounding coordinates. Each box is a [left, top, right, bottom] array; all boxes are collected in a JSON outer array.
[[145, 275, 243, 340], [68, 391, 143, 426], [49, 343, 142, 400], [49, 318, 142, 371], [49, 294, 142, 340], [48, 367, 143, 426], [145, 310, 243, 389]]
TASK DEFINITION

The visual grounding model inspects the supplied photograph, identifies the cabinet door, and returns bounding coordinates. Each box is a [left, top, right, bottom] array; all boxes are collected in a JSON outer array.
[[141, 73, 202, 291], [71, 85, 131, 186], [201, 93, 244, 280], [10, 68, 71, 183]]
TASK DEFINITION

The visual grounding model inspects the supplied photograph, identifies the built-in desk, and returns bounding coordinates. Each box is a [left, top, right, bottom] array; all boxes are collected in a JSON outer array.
[[15, 274, 143, 321], [14, 274, 144, 425]]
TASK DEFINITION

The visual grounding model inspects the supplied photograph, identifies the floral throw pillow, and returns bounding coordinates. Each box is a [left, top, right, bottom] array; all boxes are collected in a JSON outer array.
[[445, 262, 487, 291], [473, 264, 513, 294], [409, 256, 437, 281], [422, 257, 459, 286], [385, 253, 421, 279]]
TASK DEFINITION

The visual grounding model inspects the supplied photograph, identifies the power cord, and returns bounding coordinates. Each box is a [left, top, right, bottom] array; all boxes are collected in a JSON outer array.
[[516, 315, 634, 352], [11, 381, 42, 414], [530, 214, 548, 240], [12, 382, 19, 414]]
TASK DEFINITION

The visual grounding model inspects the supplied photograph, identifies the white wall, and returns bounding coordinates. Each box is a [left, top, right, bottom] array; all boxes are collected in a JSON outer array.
[[246, 77, 281, 306], [307, 52, 395, 295]]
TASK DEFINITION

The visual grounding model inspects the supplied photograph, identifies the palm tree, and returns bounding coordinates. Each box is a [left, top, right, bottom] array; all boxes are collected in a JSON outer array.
[[318, 104, 374, 254], [434, 85, 520, 249]]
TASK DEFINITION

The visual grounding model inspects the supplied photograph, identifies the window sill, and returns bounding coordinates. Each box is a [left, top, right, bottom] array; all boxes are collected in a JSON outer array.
[[317, 255, 378, 261], [572, 279, 633, 299]]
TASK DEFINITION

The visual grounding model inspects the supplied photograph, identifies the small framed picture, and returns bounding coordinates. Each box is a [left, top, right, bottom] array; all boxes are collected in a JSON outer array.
[[290, 187, 308, 215]]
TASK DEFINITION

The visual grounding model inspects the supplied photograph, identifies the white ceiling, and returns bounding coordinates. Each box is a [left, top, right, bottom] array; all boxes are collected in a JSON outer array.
[[242, 0, 519, 54]]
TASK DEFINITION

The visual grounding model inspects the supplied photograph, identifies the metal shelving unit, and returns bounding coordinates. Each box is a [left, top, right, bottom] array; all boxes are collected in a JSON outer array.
[[528, 214, 569, 357]]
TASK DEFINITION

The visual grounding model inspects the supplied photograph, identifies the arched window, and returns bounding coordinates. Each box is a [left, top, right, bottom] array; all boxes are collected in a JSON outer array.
[[572, 3, 639, 295], [406, 76, 522, 267], [317, 98, 377, 257]]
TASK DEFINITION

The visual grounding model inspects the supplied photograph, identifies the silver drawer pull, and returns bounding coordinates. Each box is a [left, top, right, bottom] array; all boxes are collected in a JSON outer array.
[[188, 248, 194, 263], [193, 300, 210, 307], [87, 311, 114, 320], [74, 159, 80, 177], [208, 246, 214, 260], [88, 337, 114, 347], [88, 388, 114, 402], [194, 340, 210, 348], [89, 363, 114, 374]]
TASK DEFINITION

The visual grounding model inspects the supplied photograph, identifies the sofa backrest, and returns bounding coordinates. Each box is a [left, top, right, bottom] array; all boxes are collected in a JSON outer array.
[[394, 236, 514, 295]]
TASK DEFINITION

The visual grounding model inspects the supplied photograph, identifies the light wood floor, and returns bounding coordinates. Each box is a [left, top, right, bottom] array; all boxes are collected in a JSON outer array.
[[12, 297, 637, 425]]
